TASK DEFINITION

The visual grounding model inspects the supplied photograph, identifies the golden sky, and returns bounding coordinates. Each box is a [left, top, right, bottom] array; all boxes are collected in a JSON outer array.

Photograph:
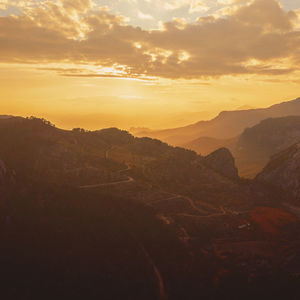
[[0, 0, 300, 129]]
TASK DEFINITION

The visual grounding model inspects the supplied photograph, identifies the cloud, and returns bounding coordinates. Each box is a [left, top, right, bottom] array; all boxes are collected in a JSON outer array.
[[0, 0, 299, 79], [137, 10, 154, 20], [234, 0, 297, 30], [0, 0, 8, 10]]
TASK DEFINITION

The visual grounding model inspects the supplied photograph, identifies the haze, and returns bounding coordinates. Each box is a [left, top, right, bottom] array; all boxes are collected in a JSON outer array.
[[0, 0, 300, 129]]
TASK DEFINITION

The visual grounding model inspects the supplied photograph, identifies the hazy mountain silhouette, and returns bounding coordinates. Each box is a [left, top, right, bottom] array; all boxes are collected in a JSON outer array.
[[0, 115, 12, 119], [186, 116, 300, 178], [133, 97, 300, 145], [183, 136, 237, 156]]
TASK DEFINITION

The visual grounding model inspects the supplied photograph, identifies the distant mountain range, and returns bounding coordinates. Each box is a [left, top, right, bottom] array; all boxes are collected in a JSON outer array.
[[131, 97, 300, 178], [132, 97, 300, 145], [183, 115, 300, 178], [0, 115, 12, 119], [182, 136, 237, 156]]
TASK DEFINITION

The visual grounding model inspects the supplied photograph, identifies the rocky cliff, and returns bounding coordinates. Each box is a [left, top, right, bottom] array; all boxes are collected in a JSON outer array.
[[204, 147, 239, 179], [256, 142, 300, 203]]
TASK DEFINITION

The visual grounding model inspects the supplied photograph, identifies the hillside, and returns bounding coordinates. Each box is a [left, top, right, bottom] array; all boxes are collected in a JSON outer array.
[[0, 116, 278, 208], [1, 116, 300, 299], [234, 116, 300, 177], [237, 116, 300, 157], [183, 136, 237, 156], [256, 142, 300, 205], [133, 97, 300, 145], [184, 115, 300, 178]]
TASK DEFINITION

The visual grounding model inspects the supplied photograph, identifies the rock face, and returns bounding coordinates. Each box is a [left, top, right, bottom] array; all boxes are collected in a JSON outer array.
[[256, 142, 300, 203], [204, 147, 239, 179], [233, 116, 300, 178], [237, 116, 300, 159]]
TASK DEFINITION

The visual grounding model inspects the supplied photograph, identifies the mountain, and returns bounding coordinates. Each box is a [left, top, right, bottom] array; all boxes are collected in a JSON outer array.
[[204, 147, 239, 179], [183, 136, 237, 156], [0, 116, 246, 207], [237, 116, 300, 157], [256, 142, 300, 205], [0, 115, 12, 119], [234, 116, 300, 177], [236, 105, 256, 110], [133, 97, 300, 145], [1, 116, 300, 299], [184, 115, 300, 178]]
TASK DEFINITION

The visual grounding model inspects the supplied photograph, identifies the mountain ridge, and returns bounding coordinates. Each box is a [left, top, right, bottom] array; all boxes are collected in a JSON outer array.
[[256, 142, 300, 205], [1, 115, 300, 299], [133, 97, 300, 145]]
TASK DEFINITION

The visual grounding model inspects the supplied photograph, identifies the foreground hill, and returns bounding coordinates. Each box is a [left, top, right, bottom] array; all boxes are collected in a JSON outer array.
[[133, 97, 300, 145], [1, 116, 300, 299], [0, 116, 279, 208]]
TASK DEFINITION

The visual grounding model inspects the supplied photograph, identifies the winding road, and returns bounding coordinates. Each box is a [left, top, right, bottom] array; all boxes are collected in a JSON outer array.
[[79, 148, 168, 299], [77, 152, 245, 299], [79, 147, 135, 189], [139, 244, 168, 300], [79, 174, 134, 189]]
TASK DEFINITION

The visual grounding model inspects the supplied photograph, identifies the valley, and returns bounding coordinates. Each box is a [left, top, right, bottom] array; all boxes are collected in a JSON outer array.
[[1, 115, 300, 299], [2, 0, 300, 298], [133, 98, 300, 178]]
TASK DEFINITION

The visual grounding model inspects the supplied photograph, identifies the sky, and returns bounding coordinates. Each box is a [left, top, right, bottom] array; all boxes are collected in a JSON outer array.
[[0, 0, 300, 130]]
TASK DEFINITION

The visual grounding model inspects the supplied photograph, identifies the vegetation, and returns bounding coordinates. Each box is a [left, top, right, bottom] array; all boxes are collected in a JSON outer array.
[[1, 116, 300, 299]]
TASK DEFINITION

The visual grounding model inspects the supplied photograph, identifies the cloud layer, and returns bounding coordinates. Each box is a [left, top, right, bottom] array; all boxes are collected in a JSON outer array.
[[0, 0, 299, 79]]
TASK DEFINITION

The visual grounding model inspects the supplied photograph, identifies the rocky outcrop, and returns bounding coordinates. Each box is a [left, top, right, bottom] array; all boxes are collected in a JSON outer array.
[[256, 142, 300, 203], [204, 147, 239, 179]]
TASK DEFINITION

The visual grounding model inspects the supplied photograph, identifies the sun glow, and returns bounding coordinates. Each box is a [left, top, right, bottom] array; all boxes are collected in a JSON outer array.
[[0, 0, 299, 130]]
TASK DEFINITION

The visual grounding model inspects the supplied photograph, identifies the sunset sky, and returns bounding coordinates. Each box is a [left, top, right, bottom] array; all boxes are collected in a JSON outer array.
[[0, 0, 300, 129]]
